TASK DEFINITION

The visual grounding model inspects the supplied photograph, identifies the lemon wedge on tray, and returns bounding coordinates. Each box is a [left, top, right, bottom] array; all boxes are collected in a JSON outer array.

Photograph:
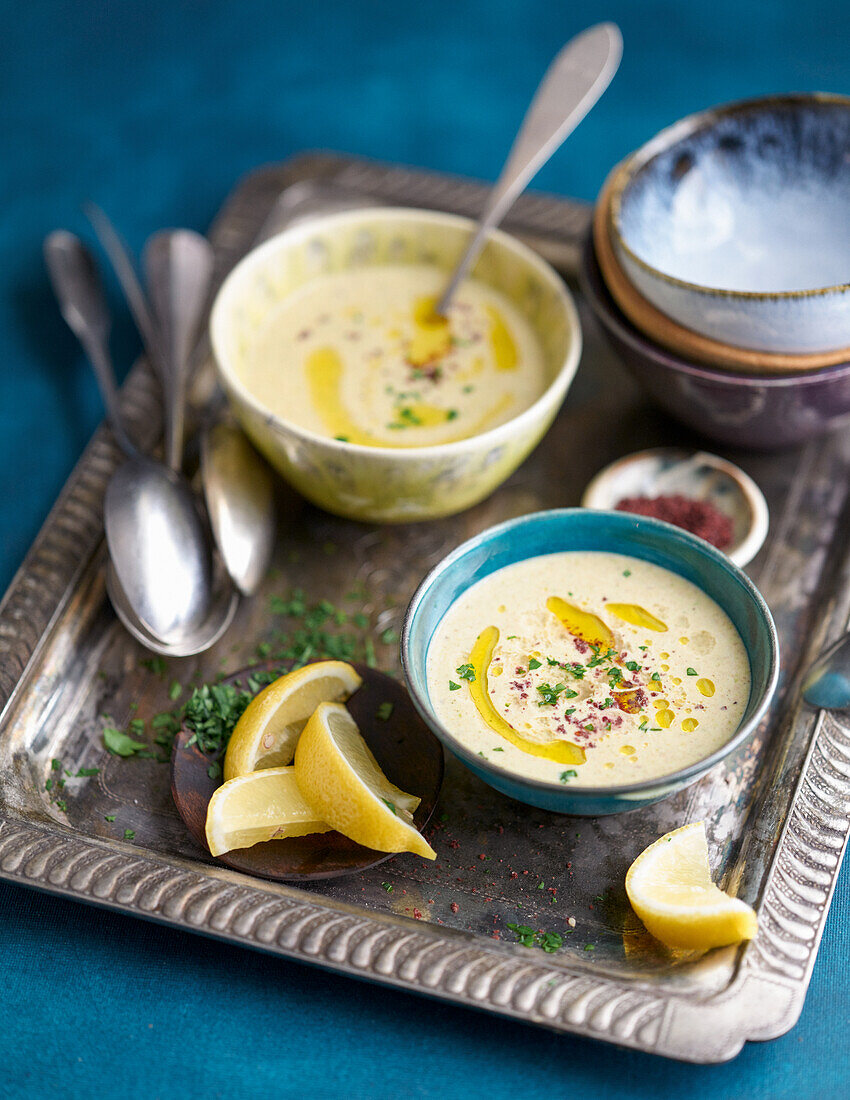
[[294, 701, 435, 860], [205, 766, 332, 857], [223, 660, 363, 781], [625, 822, 758, 950]]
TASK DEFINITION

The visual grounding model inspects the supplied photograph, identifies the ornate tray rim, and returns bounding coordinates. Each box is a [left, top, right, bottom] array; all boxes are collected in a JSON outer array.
[[0, 152, 846, 1063]]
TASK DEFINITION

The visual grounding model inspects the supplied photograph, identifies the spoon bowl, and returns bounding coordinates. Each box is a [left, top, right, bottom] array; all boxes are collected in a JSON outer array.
[[106, 557, 238, 657], [803, 633, 850, 711], [201, 421, 275, 596], [104, 457, 213, 638]]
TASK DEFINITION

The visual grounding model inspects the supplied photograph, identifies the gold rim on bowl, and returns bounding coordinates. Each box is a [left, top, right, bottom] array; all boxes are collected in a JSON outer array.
[[608, 92, 850, 302]]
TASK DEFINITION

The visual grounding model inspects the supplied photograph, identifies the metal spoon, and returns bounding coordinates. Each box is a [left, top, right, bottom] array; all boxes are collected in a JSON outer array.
[[200, 420, 275, 596], [87, 205, 276, 595], [143, 229, 215, 473], [44, 230, 227, 651], [436, 22, 622, 315], [802, 632, 850, 711]]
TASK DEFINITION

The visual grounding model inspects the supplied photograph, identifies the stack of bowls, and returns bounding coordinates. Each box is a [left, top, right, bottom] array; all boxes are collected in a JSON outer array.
[[580, 94, 850, 449]]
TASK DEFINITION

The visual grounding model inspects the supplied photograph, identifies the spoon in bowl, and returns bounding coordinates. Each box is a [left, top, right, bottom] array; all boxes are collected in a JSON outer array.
[[45, 230, 234, 653], [435, 22, 622, 316]]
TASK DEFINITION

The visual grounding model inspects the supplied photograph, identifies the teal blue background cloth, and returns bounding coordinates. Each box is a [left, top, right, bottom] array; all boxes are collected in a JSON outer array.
[[3, 1, 850, 1095]]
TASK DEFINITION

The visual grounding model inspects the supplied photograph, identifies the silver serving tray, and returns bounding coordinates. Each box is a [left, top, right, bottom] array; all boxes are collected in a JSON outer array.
[[2, 152, 849, 1063]]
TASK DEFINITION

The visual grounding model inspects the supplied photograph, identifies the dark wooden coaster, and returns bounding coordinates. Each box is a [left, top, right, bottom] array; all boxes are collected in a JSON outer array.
[[171, 661, 444, 881]]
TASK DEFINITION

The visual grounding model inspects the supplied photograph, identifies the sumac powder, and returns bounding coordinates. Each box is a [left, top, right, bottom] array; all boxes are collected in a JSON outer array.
[[614, 494, 733, 549]]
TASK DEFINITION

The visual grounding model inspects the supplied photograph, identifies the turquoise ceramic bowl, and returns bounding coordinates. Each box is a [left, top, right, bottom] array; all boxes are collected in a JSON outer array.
[[401, 509, 779, 816]]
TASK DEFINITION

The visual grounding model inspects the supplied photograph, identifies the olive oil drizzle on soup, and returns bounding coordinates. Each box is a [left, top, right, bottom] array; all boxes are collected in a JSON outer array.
[[427, 552, 750, 786], [238, 265, 547, 447]]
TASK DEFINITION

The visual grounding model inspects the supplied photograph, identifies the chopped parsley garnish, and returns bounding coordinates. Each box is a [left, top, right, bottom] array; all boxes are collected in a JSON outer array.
[[123, 829, 135, 841], [564, 707, 576, 716], [104, 815, 116, 822], [587, 646, 617, 669], [606, 667, 624, 686], [376, 702, 394, 721], [446, 409, 459, 421], [560, 770, 578, 783], [382, 882, 393, 893], [625, 661, 641, 672], [448, 680, 461, 691], [536, 682, 571, 706], [455, 663, 475, 682], [103, 727, 151, 758], [506, 924, 564, 953], [623, 569, 632, 577], [183, 682, 253, 758], [686, 667, 698, 676], [565, 663, 585, 680], [584, 944, 595, 952], [492, 747, 504, 751], [650, 671, 661, 682], [381, 799, 397, 815], [51, 759, 61, 772], [334, 435, 350, 442], [528, 657, 542, 670]]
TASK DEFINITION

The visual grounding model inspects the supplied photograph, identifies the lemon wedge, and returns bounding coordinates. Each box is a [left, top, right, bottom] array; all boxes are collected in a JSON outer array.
[[223, 661, 363, 781], [625, 822, 758, 950], [205, 766, 332, 857], [294, 701, 434, 859]]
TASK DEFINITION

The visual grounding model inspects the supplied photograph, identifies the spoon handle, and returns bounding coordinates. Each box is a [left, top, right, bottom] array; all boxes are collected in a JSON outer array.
[[44, 230, 139, 459], [144, 230, 215, 472], [436, 22, 622, 314], [83, 203, 164, 377]]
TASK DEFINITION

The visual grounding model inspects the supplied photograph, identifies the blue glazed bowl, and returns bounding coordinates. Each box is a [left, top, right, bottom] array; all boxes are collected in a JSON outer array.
[[608, 94, 850, 354], [401, 509, 778, 816]]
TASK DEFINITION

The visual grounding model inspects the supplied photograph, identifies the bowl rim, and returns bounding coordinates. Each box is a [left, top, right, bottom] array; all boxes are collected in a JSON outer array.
[[209, 205, 582, 461], [608, 92, 850, 301], [579, 446, 770, 569], [580, 236, 850, 385], [400, 507, 779, 799]]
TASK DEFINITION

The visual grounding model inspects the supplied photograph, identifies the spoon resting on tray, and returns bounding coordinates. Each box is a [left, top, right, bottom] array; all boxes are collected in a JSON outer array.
[[44, 230, 225, 649], [435, 22, 622, 317]]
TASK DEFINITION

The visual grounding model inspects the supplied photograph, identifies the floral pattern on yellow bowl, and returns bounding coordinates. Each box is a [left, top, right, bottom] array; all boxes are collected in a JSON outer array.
[[210, 207, 582, 523]]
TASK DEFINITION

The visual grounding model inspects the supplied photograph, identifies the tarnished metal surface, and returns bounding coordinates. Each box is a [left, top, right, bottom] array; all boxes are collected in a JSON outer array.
[[1, 152, 850, 1061]]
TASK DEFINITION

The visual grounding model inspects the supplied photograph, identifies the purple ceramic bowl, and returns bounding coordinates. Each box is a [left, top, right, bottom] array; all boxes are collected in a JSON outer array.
[[579, 238, 850, 449]]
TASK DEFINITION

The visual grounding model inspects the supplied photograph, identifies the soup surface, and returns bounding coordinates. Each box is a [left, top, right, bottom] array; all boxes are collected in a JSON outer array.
[[237, 264, 547, 447], [427, 551, 750, 786]]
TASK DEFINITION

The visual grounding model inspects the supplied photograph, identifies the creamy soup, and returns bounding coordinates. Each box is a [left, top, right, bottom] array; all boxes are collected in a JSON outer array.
[[427, 552, 751, 786], [237, 265, 547, 447]]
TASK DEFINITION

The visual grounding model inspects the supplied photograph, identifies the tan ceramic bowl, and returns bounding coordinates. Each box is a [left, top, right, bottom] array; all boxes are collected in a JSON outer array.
[[209, 207, 581, 523]]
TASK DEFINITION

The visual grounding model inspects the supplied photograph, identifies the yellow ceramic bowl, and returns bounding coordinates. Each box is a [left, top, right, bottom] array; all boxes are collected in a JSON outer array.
[[210, 207, 581, 523]]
